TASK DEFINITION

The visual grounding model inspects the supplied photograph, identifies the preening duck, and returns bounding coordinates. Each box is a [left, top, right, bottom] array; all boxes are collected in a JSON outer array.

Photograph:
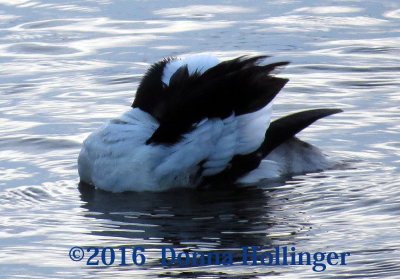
[[78, 55, 341, 192]]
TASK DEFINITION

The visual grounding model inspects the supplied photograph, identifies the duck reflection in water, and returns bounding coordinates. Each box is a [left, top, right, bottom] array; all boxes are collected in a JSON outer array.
[[78, 181, 306, 266]]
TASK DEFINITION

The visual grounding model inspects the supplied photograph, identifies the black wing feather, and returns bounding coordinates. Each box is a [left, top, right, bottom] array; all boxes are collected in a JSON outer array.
[[132, 57, 174, 120], [140, 56, 289, 144]]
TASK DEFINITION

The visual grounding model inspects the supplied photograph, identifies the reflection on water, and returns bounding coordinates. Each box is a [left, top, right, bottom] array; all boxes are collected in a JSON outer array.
[[79, 183, 279, 248], [77, 181, 317, 277], [1, 0, 400, 278]]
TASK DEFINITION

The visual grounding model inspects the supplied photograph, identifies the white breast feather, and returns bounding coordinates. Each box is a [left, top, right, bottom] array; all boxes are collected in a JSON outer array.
[[78, 108, 162, 192]]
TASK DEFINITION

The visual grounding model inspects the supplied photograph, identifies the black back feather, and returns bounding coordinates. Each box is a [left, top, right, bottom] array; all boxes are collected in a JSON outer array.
[[132, 57, 174, 120], [133, 56, 289, 145]]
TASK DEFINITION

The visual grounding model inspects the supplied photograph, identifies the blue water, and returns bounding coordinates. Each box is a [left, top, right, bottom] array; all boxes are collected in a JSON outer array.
[[1, 0, 400, 278]]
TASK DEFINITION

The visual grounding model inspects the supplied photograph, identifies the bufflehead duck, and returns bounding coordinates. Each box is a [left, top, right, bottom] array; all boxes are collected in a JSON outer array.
[[78, 55, 341, 192]]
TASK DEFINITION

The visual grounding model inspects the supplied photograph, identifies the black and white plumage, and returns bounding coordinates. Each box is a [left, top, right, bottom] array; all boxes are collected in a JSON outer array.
[[78, 55, 341, 192]]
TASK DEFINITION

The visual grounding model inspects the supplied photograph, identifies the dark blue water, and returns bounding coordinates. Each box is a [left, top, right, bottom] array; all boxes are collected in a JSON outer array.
[[1, 1, 400, 278]]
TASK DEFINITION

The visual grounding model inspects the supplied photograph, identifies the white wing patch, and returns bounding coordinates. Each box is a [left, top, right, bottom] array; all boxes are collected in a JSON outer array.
[[202, 114, 237, 175], [154, 117, 225, 179], [154, 106, 272, 180], [235, 102, 273, 155], [162, 54, 220, 85]]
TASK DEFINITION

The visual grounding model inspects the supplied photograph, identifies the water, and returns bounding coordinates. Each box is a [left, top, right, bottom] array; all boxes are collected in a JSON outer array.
[[1, 0, 400, 278]]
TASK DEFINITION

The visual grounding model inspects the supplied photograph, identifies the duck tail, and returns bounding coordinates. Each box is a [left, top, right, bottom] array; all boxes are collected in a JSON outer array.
[[260, 108, 342, 157]]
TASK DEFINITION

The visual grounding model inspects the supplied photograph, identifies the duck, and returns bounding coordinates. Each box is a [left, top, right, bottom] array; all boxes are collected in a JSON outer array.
[[78, 54, 342, 192]]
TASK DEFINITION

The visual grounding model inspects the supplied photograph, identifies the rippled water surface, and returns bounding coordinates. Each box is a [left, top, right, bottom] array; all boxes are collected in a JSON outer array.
[[1, 0, 400, 278]]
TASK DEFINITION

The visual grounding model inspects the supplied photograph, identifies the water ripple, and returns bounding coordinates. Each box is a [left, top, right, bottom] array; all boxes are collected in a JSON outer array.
[[0, 0, 399, 278], [8, 42, 79, 55]]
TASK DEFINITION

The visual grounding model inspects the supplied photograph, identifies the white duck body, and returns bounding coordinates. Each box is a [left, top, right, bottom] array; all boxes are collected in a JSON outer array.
[[78, 55, 340, 192]]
